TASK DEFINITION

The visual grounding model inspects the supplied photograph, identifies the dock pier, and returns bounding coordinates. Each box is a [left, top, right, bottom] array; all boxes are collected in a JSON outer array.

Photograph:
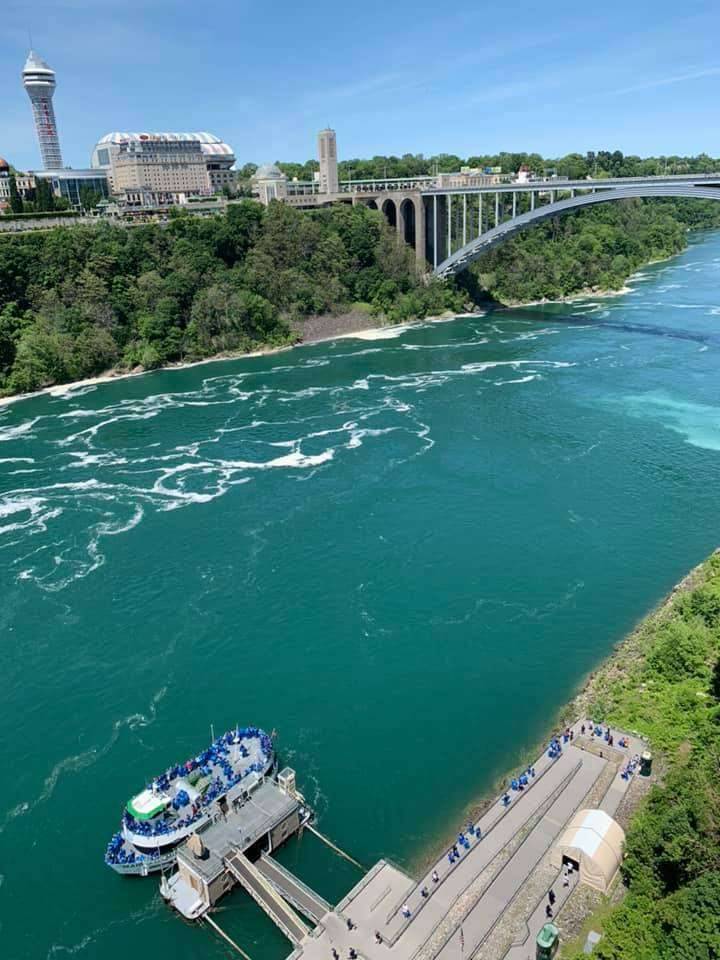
[[164, 723, 648, 960]]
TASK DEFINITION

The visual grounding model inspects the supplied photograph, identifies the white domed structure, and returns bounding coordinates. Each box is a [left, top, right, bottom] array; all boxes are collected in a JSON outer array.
[[253, 163, 285, 181], [252, 164, 287, 204]]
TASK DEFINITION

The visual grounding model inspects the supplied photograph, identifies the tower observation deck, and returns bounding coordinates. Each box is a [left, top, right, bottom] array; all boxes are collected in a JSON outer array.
[[23, 50, 63, 169]]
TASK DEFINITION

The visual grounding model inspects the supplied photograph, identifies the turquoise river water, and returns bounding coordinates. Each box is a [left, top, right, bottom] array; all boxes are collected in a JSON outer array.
[[2, 233, 720, 959]]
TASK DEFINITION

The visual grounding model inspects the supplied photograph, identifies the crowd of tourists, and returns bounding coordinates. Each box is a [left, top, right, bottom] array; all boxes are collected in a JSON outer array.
[[105, 726, 273, 867]]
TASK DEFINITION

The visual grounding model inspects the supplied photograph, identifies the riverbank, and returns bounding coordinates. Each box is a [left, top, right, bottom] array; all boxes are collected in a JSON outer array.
[[496, 284, 632, 309], [0, 250, 682, 410], [416, 549, 720, 960], [0, 306, 473, 409], [0, 236, 693, 409], [494, 249, 684, 309]]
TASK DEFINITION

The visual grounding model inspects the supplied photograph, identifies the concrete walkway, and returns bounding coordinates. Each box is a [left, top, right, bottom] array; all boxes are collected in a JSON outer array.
[[433, 751, 604, 960], [284, 719, 647, 960], [503, 870, 579, 960]]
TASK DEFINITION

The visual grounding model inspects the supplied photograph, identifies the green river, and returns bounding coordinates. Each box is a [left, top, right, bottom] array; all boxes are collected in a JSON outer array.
[[2, 234, 720, 959]]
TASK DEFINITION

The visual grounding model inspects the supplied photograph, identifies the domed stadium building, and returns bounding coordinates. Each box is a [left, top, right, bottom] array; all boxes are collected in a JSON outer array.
[[91, 132, 236, 204]]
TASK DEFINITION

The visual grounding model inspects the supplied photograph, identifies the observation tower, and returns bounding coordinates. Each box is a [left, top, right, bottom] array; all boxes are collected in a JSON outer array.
[[22, 50, 64, 169]]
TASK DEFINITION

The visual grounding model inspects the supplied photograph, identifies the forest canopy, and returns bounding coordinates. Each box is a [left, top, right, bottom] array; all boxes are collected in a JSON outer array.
[[0, 201, 461, 396]]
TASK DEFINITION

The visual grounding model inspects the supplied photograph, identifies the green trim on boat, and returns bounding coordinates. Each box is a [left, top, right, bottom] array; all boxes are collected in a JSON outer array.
[[127, 797, 167, 820]]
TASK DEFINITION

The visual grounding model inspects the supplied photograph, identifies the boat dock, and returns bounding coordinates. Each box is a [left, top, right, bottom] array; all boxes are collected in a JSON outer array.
[[165, 723, 649, 960], [163, 768, 309, 921]]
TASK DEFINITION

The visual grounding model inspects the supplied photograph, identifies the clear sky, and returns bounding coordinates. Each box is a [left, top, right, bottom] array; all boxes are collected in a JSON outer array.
[[2, 0, 720, 171]]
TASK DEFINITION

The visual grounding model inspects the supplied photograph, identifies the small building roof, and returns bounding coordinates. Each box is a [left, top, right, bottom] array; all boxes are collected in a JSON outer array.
[[550, 809, 625, 893]]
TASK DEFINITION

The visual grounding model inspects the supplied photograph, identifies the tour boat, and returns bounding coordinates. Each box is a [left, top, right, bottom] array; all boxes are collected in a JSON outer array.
[[105, 726, 276, 876]]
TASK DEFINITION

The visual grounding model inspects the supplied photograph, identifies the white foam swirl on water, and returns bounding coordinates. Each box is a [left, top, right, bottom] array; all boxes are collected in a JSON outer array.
[[0, 686, 167, 835], [0, 332, 573, 590], [0, 418, 40, 442], [493, 375, 539, 385]]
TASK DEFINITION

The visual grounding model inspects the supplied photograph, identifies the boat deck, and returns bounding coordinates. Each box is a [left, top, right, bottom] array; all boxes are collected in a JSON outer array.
[[179, 779, 300, 882]]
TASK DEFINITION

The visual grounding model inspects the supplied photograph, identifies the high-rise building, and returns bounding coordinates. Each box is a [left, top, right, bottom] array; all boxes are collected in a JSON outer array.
[[22, 50, 64, 169], [317, 128, 338, 195]]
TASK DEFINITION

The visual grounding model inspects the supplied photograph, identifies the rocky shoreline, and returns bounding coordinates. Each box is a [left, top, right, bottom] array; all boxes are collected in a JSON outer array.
[[412, 550, 714, 875]]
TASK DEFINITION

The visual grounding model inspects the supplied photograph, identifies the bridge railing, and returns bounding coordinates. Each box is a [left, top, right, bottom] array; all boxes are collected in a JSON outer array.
[[339, 176, 436, 193], [421, 171, 720, 196]]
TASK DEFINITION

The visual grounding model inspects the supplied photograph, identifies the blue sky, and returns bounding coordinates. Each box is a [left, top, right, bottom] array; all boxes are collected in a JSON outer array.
[[2, 0, 720, 171]]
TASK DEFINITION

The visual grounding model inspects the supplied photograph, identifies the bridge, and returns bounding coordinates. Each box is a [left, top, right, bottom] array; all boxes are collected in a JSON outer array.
[[281, 170, 720, 277]]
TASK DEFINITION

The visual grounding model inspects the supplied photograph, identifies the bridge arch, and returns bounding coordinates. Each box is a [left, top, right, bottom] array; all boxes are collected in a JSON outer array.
[[380, 198, 397, 229], [434, 184, 720, 277], [399, 197, 416, 247]]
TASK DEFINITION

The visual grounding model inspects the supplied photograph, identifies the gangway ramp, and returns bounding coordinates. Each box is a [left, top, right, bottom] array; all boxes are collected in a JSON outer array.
[[258, 854, 332, 923], [225, 850, 309, 944]]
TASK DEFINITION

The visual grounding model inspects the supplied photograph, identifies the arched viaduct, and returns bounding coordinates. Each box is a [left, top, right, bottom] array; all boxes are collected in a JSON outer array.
[[433, 184, 720, 277], [361, 177, 720, 278]]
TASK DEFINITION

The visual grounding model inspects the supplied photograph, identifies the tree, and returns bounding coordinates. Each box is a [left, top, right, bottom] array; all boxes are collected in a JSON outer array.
[[711, 658, 720, 701], [237, 162, 258, 180], [187, 282, 280, 355], [8, 174, 24, 214], [34, 178, 56, 212], [79, 186, 102, 211]]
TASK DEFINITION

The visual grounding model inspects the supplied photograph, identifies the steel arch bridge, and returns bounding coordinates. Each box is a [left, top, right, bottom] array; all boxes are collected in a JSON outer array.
[[430, 181, 720, 277]]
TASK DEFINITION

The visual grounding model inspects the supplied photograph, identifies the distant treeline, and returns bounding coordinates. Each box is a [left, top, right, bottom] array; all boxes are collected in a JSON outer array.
[[464, 198, 720, 304], [0, 201, 461, 396], [236, 150, 720, 184]]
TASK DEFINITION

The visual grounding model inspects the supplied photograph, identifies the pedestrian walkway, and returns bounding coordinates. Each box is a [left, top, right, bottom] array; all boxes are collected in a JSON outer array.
[[503, 870, 579, 960], [283, 719, 647, 960], [433, 751, 604, 960], [257, 853, 333, 923], [225, 850, 309, 944]]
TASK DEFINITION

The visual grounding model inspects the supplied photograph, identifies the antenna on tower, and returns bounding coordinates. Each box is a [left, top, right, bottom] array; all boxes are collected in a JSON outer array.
[[28, 29, 33, 51]]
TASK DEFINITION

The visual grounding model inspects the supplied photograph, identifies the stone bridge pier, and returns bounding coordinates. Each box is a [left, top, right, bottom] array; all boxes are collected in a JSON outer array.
[[354, 191, 428, 271]]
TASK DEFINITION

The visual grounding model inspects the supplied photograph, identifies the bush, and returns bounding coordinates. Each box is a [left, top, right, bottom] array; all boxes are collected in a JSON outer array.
[[647, 619, 712, 681]]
